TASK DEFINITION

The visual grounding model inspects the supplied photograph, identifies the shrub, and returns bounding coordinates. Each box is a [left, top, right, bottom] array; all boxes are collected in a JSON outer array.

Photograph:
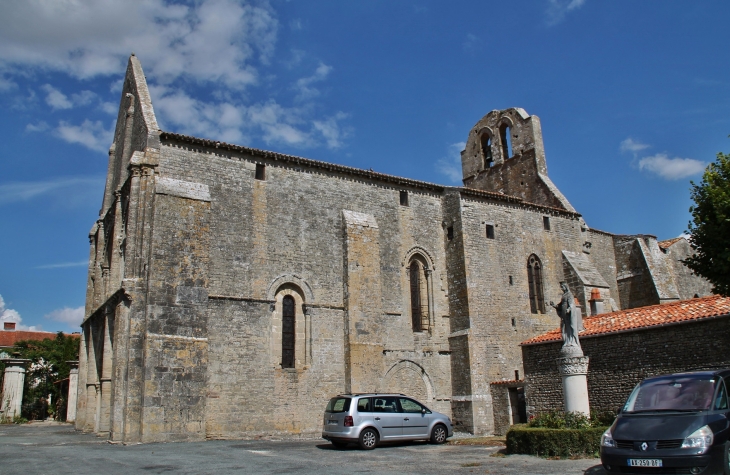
[[506, 425, 606, 457], [528, 410, 591, 429]]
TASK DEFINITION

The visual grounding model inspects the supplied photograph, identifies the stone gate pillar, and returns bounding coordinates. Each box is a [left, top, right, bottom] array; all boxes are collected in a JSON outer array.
[[66, 361, 79, 423], [1, 358, 30, 420]]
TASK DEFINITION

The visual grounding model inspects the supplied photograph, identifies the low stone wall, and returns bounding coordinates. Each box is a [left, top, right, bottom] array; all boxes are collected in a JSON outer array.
[[522, 316, 730, 416]]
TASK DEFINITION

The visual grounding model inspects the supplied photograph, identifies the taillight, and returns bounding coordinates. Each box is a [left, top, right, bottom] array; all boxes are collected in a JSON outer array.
[[344, 416, 353, 427]]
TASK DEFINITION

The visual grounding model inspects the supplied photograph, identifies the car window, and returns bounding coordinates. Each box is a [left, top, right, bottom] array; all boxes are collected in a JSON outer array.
[[624, 377, 716, 412], [357, 397, 372, 412], [325, 397, 351, 413], [399, 398, 425, 413], [716, 380, 729, 410], [373, 397, 397, 413]]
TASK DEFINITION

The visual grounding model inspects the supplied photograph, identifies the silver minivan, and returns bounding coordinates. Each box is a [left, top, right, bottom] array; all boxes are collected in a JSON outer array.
[[321, 393, 454, 449]]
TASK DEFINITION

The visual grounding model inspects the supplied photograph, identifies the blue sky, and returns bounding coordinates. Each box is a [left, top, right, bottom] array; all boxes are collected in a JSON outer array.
[[0, 0, 728, 332]]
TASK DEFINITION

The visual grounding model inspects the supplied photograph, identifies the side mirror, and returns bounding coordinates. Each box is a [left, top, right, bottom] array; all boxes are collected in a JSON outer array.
[[422, 408, 427, 414]]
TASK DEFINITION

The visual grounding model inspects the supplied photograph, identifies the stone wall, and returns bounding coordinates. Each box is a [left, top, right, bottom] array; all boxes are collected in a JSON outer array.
[[522, 316, 730, 416]]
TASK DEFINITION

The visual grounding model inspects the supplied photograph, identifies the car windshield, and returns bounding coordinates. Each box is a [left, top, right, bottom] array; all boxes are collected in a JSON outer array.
[[623, 376, 717, 412]]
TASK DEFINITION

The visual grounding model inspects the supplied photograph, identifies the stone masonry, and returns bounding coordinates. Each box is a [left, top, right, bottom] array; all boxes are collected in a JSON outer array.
[[76, 56, 712, 442]]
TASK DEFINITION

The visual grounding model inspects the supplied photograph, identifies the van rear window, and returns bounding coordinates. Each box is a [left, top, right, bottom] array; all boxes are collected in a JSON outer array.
[[325, 397, 351, 413]]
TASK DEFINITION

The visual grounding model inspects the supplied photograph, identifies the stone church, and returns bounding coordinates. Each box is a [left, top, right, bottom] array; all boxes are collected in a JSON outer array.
[[75, 55, 711, 442]]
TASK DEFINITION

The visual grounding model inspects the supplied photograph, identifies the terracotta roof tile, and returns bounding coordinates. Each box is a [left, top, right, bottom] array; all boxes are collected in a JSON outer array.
[[0, 330, 79, 349], [490, 379, 525, 385], [521, 295, 730, 346], [658, 237, 685, 249]]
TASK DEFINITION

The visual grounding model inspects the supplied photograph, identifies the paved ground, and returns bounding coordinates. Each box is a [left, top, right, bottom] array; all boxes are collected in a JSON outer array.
[[0, 422, 608, 475]]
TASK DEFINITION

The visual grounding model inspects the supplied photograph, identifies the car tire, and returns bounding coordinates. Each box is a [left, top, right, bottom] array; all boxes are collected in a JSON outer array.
[[359, 428, 378, 450], [331, 440, 348, 449], [723, 441, 730, 475], [430, 424, 447, 444]]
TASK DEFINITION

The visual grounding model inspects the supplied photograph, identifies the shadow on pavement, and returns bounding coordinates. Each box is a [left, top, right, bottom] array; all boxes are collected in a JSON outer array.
[[584, 464, 608, 474]]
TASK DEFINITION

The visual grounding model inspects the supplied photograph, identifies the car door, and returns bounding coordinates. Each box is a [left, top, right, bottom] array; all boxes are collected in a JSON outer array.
[[371, 396, 403, 439], [398, 397, 432, 438]]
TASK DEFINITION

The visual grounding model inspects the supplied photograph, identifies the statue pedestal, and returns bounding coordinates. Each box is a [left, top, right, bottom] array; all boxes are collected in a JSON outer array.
[[557, 348, 590, 416]]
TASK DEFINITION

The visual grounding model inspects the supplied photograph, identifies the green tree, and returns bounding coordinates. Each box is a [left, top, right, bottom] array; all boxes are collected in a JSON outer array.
[[685, 151, 730, 296], [9, 333, 80, 420]]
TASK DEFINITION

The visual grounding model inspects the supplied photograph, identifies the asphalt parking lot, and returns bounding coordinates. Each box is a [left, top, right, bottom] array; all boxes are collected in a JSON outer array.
[[0, 422, 608, 475]]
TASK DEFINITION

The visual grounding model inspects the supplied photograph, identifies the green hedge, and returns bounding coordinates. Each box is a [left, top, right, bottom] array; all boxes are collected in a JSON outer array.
[[506, 425, 607, 457]]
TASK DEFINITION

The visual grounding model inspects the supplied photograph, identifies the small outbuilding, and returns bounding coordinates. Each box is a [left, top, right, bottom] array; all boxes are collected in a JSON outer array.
[[521, 295, 730, 417]]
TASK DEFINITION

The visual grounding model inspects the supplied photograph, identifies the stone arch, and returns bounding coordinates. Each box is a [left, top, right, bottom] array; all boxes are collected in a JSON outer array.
[[402, 247, 435, 333], [269, 281, 311, 369], [382, 360, 435, 402], [266, 274, 314, 303], [401, 246, 435, 270]]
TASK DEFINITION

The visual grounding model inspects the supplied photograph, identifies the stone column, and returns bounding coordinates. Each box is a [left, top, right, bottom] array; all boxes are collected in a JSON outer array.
[[84, 322, 99, 432], [98, 309, 113, 434], [1, 358, 30, 420], [557, 347, 590, 416], [66, 361, 79, 423]]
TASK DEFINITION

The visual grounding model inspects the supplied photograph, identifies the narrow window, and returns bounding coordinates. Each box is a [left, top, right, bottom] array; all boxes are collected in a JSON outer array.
[[255, 163, 266, 181], [515, 370, 520, 380], [511, 318, 516, 327], [543, 216, 551, 231], [447, 226, 454, 241], [509, 275, 513, 285], [480, 133, 493, 168], [500, 123, 512, 159], [486, 224, 495, 239], [408, 258, 430, 332], [409, 261, 423, 332], [527, 254, 545, 314], [281, 295, 295, 368], [400, 190, 409, 206]]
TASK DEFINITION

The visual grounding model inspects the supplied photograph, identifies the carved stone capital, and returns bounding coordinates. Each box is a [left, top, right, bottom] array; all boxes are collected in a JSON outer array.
[[557, 355, 589, 376]]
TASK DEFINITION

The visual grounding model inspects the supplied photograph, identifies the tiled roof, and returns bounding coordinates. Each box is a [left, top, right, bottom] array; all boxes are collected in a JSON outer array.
[[0, 330, 79, 349], [521, 295, 730, 346], [491, 379, 525, 385], [658, 237, 685, 249]]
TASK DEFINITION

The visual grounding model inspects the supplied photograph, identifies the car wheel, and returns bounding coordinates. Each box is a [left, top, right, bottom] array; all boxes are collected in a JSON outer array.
[[724, 441, 730, 475], [359, 428, 378, 450], [430, 424, 447, 444], [331, 440, 348, 449]]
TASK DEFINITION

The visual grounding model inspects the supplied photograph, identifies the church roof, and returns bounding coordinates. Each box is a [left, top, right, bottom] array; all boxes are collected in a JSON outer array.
[[520, 295, 730, 346]]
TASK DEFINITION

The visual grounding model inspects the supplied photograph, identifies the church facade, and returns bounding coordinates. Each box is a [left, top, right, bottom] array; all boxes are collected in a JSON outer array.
[[75, 56, 710, 442]]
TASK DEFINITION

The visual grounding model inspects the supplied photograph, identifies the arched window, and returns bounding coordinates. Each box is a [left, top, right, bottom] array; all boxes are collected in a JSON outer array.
[[480, 132, 493, 168], [527, 255, 545, 314], [409, 258, 430, 332], [500, 123, 512, 160], [282, 295, 295, 368]]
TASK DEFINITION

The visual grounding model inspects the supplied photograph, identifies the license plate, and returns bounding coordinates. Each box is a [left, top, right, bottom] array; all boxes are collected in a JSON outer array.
[[327, 420, 338, 425], [628, 459, 662, 467]]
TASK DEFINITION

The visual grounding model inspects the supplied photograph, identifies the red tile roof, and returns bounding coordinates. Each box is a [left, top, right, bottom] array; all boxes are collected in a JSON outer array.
[[0, 330, 80, 349], [521, 295, 730, 346], [491, 379, 525, 385], [658, 237, 685, 249]]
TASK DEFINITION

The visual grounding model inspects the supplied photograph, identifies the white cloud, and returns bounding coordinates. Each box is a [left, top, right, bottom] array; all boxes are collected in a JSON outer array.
[[546, 0, 586, 26], [312, 112, 351, 149], [35, 260, 89, 269], [0, 177, 103, 205], [0, 0, 277, 88], [295, 62, 333, 101], [620, 137, 650, 155], [435, 142, 466, 184], [41, 84, 98, 110], [0, 294, 40, 331], [44, 306, 84, 328], [26, 121, 49, 132], [41, 84, 72, 110], [55, 119, 114, 152], [638, 153, 707, 180]]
